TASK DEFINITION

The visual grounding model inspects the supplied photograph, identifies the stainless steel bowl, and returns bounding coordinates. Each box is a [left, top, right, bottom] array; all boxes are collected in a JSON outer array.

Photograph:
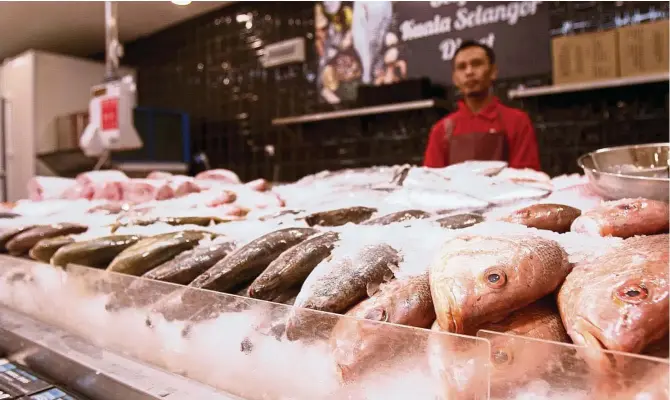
[[577, 143, 669, 202]]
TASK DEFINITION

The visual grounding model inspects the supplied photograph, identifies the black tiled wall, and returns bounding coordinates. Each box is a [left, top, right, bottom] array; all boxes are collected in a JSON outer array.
[[122, 1, 669, 181]]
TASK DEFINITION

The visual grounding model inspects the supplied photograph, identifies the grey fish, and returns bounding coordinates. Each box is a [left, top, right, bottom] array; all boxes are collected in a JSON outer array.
[[0, 212, 19, 219], [0, 226, 36, 251], [362, 210, 432, 226], [258, 209, 305, 222], [29, 235, 75, 263], [304, 207, 377, 227], [435, 213, 484, 230], [108, 231, 210, 275], [6, 223, 87, 255], [52, 234, 144, 268], [286, 243, 400, 341], [189, 227, 319, 293], [142, 239, 236, 284], [293, 244, 400, 314], [248, 231, 340, 301], [110, 216, 222, 233]]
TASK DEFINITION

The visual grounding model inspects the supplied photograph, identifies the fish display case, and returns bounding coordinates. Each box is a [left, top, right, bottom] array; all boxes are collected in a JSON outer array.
[[0, 256, 666, 400]]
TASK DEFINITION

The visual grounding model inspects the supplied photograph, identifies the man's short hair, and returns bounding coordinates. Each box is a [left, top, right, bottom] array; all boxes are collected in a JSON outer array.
[[453, 40, 496, 65]]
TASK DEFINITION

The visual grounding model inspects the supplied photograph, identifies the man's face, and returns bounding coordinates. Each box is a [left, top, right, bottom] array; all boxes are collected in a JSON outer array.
[[452, 46, 497, 97]]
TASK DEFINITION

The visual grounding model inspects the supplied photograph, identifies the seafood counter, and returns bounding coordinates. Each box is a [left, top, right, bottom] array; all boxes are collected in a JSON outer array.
[[0, 161, 667, 400]]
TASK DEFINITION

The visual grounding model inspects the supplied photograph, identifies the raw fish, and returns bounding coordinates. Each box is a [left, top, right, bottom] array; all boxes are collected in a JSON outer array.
[[304, 207, 377, 227], [29, 236, 74, 263], [146, 171, 173, 180], [430, 235, 570, 334], [0, 226, 36, 250], [435, 213, 484, 230], [107, 231, 209, 275], [110, 216, 220, 233], [6, 223, 88, 255], [558, 234, 669, 354], [195, 168, 241, 184], [0, 212, 19, 219], [287, 244, 400, 340], [189, 227, 318, 293], [479, 298, 571, 395], [571, 198, 669, 238], [52, 235, 145, 268], [501, 203, 581, 233], [293, 243, 400, 314], [329, 273, 434, 381], [248, 231, 340, 301], [142, 238, 236, 284], [361, 210, 431, 226]]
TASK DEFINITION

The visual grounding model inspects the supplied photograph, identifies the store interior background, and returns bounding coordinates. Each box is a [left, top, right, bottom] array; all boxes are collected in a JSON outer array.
[[3, 1, 670, 186]]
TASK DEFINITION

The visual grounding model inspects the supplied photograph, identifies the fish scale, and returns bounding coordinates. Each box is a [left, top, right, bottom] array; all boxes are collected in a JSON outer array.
[[429, 234, 570, 335], [558, 234, 669, 355], [329, 273, 435, 381], [286, 243, 401, 340], [189, 227, 319, 293], [248, 231, 340, 301]]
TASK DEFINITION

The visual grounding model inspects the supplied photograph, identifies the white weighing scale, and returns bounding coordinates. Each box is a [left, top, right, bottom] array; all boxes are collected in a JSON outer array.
[[80, 1, 142, 169]]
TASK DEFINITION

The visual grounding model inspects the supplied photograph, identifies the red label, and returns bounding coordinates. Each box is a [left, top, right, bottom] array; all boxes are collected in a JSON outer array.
[[101, 98, 119, 131]]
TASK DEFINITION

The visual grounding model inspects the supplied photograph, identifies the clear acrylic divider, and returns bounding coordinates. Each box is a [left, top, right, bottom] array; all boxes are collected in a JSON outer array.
[[0, 257, 492, 400], [1, 256, 666, 400], [476, 329, 669, 400]]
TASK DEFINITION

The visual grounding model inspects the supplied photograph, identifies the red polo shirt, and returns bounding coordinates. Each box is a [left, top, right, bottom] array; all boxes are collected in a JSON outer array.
[[423, 97, 541, 171]]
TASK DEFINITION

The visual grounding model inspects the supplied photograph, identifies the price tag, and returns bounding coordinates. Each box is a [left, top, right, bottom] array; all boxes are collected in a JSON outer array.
[[101, 98, 119, 131]]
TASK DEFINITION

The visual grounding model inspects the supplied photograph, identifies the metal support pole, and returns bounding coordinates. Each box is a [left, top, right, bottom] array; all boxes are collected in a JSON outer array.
[[0, 98, 6, 201], [93, 150, 111, 171], [104, 1, 122, 82]]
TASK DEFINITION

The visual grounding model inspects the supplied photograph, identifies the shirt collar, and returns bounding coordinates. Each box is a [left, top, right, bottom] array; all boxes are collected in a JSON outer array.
[[457, 96, 500, 121]]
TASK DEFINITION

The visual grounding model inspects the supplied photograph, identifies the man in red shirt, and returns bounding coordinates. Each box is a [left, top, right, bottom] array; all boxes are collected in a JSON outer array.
[[423, 41, 541, 170]]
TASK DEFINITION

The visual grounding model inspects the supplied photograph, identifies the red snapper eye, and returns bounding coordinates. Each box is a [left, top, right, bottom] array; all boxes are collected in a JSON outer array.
[[491, 346, 514, 366], [484, 267, 507, 289], [615, 281, 650, 304]]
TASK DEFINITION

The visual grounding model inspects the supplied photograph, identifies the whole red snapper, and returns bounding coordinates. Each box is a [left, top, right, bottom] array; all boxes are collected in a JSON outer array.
[[429, 235, 571, 334], [558, 234, 669, 355], [329, 273, 435, 382], [571, 198, 669, 238]]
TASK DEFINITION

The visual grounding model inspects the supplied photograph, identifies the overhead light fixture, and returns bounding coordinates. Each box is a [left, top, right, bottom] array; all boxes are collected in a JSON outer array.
[[236, 13, 251, 23], [172, 0, 192, 5]]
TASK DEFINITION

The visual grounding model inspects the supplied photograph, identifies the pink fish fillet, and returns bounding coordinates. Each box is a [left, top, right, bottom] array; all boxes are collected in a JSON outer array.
[[146, 171, 173, 180], [77, 170, 129, 200], [120, 179, 175, 203], [195, 169, 240, 184]]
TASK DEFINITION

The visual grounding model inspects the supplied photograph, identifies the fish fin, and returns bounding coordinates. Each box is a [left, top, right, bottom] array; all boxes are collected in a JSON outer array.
[[366, 281, 381, 297], [364, 307, 388, 323], [383, 269, 394, 282]]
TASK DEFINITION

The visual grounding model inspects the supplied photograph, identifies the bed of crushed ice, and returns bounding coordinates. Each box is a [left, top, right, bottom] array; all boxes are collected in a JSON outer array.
[[0, 218, 631, 400], [0, 169, 661, 400]]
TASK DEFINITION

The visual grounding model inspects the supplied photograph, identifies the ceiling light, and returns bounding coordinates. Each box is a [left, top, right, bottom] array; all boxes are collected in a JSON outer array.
[[172, 0, 192, 5], [236, 13, 251, 23]]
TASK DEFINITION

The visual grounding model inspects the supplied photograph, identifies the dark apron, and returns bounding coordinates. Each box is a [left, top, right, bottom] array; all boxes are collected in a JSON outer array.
[[443, 111, 509, 165]]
